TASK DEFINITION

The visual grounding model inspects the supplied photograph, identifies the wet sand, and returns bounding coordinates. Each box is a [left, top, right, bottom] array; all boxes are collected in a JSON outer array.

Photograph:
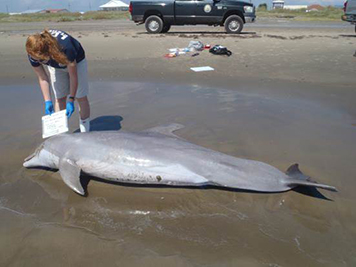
[[1, 19, 356, 266]]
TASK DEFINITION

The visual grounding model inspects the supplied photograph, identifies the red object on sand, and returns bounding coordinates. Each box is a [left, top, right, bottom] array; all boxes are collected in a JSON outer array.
[[164, 53, 177, 58]]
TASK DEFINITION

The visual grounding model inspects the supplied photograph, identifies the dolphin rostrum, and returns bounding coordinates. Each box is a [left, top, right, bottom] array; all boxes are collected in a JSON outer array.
[[23, 124, 337, 195]]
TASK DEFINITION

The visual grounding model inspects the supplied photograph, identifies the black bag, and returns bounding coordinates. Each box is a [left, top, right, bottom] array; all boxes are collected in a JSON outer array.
[[209, 45, 232, 56]]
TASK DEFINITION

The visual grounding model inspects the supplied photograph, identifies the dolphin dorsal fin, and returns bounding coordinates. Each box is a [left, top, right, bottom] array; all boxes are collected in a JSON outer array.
[[286, 163, 303, 177], [59, 157, 85, 196], [286, 163, 311, 181], [143, 123, 185, 138]]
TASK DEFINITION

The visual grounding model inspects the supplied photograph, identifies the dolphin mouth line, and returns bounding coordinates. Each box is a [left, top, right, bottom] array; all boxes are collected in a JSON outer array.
[[24, 144, 44, 162], [24, 153, 36, 162]]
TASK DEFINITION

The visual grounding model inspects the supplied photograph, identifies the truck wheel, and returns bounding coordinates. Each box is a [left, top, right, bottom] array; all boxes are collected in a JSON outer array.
[[224, 15, 244, 34], [161, 24, 171, 33], [145, 15, 164, 34]]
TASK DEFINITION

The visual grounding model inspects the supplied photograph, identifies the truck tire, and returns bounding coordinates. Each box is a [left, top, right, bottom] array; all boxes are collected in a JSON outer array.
[[224, 15, 244, 34], [161, 24, 171, 33], [145, 15, 164, 34]]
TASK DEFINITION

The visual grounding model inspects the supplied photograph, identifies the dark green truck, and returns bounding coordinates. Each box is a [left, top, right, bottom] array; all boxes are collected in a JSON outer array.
[[342, 0, 356, 32], [129, 0, 256, 34]]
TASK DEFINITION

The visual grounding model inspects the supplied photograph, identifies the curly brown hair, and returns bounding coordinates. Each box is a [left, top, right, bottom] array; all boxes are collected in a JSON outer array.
[[26, 29, 69, 65]]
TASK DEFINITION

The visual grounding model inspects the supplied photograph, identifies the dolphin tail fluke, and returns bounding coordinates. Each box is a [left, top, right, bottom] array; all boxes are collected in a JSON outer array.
[[285, 164, 337, 192]]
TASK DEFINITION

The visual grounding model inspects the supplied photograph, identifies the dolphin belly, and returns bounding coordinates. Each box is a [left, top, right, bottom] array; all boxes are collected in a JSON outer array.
[[78, 159, 209, 186]]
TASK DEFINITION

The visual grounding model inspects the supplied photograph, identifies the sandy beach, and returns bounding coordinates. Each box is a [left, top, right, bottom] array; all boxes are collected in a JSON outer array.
[[1, 18, 356, 86], [0, 18, 356, 266]]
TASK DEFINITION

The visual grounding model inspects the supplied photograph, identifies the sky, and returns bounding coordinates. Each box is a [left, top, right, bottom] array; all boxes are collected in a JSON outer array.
[[0, 0, 345, 13]]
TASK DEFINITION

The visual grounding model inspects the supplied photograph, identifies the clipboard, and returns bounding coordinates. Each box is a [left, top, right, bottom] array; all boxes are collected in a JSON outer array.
[[42, 110, 69, 139]]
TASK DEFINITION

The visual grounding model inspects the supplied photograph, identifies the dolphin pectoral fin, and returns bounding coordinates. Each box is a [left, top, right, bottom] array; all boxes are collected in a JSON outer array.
[[143, 123, 185, 138], [59, 158, 85, 196], [285, 164, 337, 192]]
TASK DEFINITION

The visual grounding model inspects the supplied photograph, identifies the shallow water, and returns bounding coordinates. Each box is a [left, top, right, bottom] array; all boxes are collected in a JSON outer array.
[[0, 81, 355, 266]]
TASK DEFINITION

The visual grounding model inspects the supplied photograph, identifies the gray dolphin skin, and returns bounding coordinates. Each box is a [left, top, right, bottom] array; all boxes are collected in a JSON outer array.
[[23, 124, 337, 196]]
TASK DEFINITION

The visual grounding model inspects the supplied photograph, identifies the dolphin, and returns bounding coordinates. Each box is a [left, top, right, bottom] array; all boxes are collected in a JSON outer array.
[[23, 123, 337, 195]]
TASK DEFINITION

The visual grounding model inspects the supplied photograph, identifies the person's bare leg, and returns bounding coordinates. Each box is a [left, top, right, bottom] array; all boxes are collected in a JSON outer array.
[[77, 96, 90, 120], [54, 97, 67, 112], [77, 96, 90, 132]]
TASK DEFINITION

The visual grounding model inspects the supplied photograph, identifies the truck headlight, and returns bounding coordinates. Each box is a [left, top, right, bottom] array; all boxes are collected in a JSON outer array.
[[244, 6, 254, 13]]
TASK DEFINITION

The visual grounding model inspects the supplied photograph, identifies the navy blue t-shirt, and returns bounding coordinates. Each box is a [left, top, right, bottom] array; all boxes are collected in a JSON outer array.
[[28, 29, 85, 69]]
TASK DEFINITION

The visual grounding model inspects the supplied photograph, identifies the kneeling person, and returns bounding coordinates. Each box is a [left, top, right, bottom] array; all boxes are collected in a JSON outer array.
[[26, 29, 90, 132]]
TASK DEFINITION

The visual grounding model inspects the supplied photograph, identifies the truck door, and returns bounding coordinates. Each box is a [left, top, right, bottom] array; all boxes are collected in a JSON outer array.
[[195, 0, 222, 24], [346, 0, 356, 14], [175, 0, 197, 24]]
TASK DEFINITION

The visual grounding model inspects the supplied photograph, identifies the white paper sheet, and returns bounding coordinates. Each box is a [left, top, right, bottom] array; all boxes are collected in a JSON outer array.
[[42, 110, 69, 139], [190, 66, 215, 72]]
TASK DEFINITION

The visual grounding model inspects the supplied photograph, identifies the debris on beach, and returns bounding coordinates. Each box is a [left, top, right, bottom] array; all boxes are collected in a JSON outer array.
[[164, 52, 179, 58], [188, 41, 204, 51], [165, 40, 210, 58], [190, 66, 214, 72], [209, 45, 232, 57], [164, 41, 230, 59]]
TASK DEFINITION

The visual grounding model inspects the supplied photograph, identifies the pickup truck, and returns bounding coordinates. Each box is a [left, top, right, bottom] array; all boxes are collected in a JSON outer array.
[[342, 0, 356, 32], [129, 0, 256, 34]]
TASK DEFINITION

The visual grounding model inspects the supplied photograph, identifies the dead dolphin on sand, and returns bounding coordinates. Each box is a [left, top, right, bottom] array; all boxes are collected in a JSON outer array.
[[23, 124, 337, 195]]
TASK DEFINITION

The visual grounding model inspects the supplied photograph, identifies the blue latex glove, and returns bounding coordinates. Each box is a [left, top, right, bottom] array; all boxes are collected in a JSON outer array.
[[45, 100, 54, 115], [66, 101, 75, 118]]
